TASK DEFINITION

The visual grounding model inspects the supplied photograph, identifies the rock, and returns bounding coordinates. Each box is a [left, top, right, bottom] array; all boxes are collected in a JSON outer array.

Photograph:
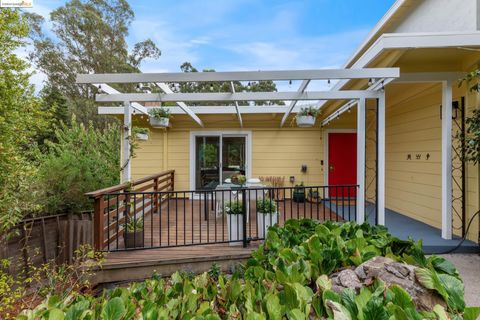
[[330, 256, 446, 311]]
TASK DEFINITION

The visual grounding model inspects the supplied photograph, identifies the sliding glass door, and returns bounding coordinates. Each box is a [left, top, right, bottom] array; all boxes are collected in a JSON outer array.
[[194, 134, 247, 190]]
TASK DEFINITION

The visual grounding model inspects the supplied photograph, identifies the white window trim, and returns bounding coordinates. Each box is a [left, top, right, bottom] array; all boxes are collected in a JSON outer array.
[[189, 130, 253, 193]]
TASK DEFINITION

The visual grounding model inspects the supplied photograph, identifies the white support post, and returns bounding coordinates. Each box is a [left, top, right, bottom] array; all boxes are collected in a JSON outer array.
[[377, 93, 386, 226], [122, 101, 132, 183], [357, 98, 366, 224], [441, 80, 453, 239]]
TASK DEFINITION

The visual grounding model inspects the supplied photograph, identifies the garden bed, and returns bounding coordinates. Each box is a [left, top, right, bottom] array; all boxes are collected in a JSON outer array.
[[14, 220, 480, 319]]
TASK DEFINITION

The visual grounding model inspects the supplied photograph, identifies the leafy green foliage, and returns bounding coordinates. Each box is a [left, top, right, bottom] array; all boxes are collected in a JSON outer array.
[[224, 201, 244, 215], [0, 9, 49, 234], [17, 220, 477, 319], [148, 107, 171, 119], [35, 118, 120, 213], [256, 198, 277, 214], [296, 106, 321, 118], [125, 218, 143, 232]]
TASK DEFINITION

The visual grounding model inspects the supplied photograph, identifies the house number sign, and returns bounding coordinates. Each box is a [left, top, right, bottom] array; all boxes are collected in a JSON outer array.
[[406, 153, 430, 160]]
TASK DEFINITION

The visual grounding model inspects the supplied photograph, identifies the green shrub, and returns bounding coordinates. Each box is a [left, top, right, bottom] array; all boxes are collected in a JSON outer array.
[[224, 201, 244, 215], [35, 118, 120, 213], [256, 198, 277, 214], [125, 217, 144, 232]]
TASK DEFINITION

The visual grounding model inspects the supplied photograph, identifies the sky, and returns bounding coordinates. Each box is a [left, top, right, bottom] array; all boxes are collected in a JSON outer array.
[[26, 0, 396, 91]]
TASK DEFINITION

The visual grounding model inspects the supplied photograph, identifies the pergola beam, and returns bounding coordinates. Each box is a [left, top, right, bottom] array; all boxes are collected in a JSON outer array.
[[77, 68, 399, 84], [97, 105, 311, 115], [93, 84, 148, 115], [155, 82, 204, 127], [96, 90, 382, 103], [280, 80, 310, 127], [230, 82, 243, 127]]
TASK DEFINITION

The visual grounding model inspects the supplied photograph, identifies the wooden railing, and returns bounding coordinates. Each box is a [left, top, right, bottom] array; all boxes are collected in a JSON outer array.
[[86, 170, 175, 251]]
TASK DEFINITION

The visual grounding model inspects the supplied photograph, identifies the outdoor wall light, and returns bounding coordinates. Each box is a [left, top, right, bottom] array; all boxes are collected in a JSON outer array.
[[301, 165, 307, 173], [289, 176, 295, 184]]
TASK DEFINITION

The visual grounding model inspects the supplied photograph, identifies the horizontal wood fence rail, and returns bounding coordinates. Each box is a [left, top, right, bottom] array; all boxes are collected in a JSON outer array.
[[96, 184, 358, 252], [86, 170, 175, 251]]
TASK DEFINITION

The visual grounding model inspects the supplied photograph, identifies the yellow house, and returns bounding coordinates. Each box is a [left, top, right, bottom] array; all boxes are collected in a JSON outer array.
[[79, 0, 480, 252]]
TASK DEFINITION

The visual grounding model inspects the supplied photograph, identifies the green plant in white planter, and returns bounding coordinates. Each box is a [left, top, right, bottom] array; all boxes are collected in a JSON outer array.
[[296, 106, 320, 127], [124, 217, 144, 248], [133, 127, 149, 141], [256, 198, 278, 239], [224, 201, 244, 245], [148, 107, 171, 128]]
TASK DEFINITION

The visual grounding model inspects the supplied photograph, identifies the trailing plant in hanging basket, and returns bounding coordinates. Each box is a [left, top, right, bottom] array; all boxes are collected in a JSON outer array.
[[296, 106, 320, 127], [148, 107, 171, 127]]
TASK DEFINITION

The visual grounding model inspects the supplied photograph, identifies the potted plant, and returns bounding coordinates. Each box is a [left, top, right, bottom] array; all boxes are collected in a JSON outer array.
[[133, 127, 149, 141], [224, 201, 244, 245], [256, 198, 278, 239], [148, 107, 171, 128], [230, 172, 247, 187], [307, 189, 321, 203], [124, 217, 144, 248], [293, 182, 306, 203], [296, 106, 320, 127]]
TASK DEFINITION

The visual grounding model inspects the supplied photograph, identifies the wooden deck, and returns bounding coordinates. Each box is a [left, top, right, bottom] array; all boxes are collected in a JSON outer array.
[[96, 198, 346, 284], [104, 198, 343, 251]]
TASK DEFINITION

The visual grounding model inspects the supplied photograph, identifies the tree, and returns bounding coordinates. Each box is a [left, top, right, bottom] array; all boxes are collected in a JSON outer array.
[[36, 117, 120, 213], [26, 0, 161, 128], [0, 9, 48, 233], [177, 62, 284, 106]]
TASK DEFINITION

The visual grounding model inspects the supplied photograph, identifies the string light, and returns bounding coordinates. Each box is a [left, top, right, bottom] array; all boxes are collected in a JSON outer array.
[[327, 79, 331, 86], [247, 82, 251, 90], [210, 83, 214, 91], [289, 80, 292, 87], [368, 78, 373, 86]]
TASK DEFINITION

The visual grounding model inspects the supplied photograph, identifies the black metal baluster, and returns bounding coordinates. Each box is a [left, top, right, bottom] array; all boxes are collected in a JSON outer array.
[[183, 192, 186, 245]]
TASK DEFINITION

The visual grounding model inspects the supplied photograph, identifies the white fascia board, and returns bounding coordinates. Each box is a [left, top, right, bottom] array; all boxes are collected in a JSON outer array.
[[343, 0, 408, 68], [319, 31, 480, 109], [77, 68, 399, 84], [96, 90, 382, 103], [99, 105, 311, 115], [394, 72, 465, 83], [156, 82, 204, 127]]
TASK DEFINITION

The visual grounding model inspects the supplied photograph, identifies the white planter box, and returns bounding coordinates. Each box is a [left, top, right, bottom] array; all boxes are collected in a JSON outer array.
[[227, 214, 244, 246], [257, 212, 278, 239], [296, 115, 316, 127], [135, 133, 149, 141], [149, 117, 169, 128]]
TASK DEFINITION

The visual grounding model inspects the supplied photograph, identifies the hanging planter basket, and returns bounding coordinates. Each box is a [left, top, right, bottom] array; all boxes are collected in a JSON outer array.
[[296, 115, 316, 127], [149, 117, 170, 128], [136, 133, 149, 141]]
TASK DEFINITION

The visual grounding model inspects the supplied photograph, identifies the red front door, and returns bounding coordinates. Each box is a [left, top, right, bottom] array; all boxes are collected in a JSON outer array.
[[328, 133, 357, 198]]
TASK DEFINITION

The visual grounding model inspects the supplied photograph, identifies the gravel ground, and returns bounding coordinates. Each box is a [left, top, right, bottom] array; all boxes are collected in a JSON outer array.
[[439, 254, 480, 307]]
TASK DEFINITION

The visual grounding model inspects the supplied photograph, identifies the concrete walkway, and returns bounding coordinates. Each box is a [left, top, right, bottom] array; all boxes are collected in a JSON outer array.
[[439, 254, 480, 307]]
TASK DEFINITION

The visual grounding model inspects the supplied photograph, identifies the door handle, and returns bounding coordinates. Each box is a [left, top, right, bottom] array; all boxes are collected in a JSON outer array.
[[329, 165, 335, 172]]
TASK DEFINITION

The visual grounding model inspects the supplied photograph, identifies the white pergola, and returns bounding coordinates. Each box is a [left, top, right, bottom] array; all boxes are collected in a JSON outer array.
[[76, 67, 400, 226]]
